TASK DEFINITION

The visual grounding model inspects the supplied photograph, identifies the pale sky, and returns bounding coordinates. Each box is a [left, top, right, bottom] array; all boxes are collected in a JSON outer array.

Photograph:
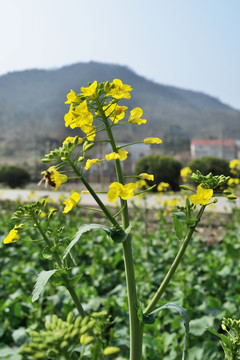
[[1, 0, 240, 109]]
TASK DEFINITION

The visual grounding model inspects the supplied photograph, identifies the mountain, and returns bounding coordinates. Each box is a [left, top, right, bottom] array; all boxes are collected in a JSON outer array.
[[0, 61, 239, 161]]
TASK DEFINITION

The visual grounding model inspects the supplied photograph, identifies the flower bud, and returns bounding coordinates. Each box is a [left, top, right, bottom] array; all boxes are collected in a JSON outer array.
[[227, 194, 237, 200], [103, 347, 121, 355], [67, 312, 74, 324], [179, 185, 194, 191], [41, 158, 52, 163], [104, 81, 110, 93], [83, 142, 94, 152]]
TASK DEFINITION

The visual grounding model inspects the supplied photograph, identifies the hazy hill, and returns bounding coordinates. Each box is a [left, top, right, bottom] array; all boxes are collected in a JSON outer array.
[[0, 61, 239, 158]]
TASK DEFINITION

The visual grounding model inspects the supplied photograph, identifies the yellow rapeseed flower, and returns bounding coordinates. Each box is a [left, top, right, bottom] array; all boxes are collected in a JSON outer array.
[[107, 79, 132, 99], [85, 159, 99, 170], [229, 159, 240, 175], [103, 104, 128, 123], [128, 107, 147, 125], [86, 126, 96, 141], [117, 148, 128, 161], [3, 225, 21, 244], [48, 168, 68, 191], [227, 178, 240, 186], [40, 211, 46, 218], [135, 180, 147, 189], [65, 89, 80, 104], [62, 136, 83, 145], [63, 192, 81, 213], [81, 81, 98, 99], [107, 182, 137, 202], [180, 167, 192, 182], [157, 182, 169, 192], [190, 185, 213, 205], [144, 137, 162, 144], [65, 100, 93, 133], [105, 152, 121, 161], [139, 173, 154, 181]]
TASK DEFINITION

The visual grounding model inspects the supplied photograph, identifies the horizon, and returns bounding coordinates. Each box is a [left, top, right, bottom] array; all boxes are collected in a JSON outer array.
[[0, 60, 237, 111], [1, 0, 239, 110]]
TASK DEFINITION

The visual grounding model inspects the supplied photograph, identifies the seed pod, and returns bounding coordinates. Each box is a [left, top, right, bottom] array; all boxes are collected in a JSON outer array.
[[57, 318, 63, 329], [60, 340, 69, 350], [80, 334, 94, 345], [87, 319, 96, 330], [66, 324, 74, 334], [79, 324, 89, 335], [45, 321, 52, 330], [81, 316, 90, 327], [70, 329, 79, 339], [67, 312, 74, 324], [21, 346, 34, 355], [33, 352, 46, 360], [227, 194, 237, 200], [91, 310, 108, 318], [74, 316, 82, 327], [103, 347, 121, 355], [31, 336, 42, 343]]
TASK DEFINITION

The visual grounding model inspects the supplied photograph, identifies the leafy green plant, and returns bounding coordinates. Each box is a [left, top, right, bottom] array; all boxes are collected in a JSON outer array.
[[0, 165, 31, 188], [188, 156, 230, 177], [2, 79, 237, 360], [207, 317, 240, 360], [135, 155, 182, 191]]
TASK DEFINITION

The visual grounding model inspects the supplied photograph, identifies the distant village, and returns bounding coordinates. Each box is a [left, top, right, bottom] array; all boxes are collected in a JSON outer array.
[[83, 138, 240, 183]]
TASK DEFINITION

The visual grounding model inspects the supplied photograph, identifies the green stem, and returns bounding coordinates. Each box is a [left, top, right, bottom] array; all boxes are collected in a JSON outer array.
[[97, 101, 143, 360], [33, 216, 85, 318], [68, 158, 120, 229], [144, 205, 205, 315]]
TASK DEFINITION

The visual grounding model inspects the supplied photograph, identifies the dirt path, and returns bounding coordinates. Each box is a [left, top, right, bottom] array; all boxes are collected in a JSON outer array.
[[0, 188, 239, 213]]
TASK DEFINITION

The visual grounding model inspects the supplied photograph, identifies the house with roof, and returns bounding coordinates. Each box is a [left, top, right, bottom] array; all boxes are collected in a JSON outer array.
[[190, 139, 239, 160]]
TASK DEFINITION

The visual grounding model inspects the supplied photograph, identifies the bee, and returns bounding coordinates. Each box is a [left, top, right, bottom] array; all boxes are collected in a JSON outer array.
[[38, 171, 56, 188]]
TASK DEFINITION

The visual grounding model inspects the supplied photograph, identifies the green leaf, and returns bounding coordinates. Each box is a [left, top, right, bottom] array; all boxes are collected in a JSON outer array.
[[173, 212, 186, 221], [69, 273, 83, 287], [206, 328, 233, 347], [32, 269, 57, 302], [12, 327, 28, 346], [190, 315, 214, 336], [111, 225, 132, 243], [172, 214, 184, 240], [42, 246, 53, 260], [148, 302, 189, 360], [63, 223, 127, 260]]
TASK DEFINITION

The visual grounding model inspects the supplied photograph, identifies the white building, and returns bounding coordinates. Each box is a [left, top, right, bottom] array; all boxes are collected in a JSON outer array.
[[191, 139, 238, 160]]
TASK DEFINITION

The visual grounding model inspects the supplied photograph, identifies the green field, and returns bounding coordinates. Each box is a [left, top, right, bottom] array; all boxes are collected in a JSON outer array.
[[1, 196, 240, 359]]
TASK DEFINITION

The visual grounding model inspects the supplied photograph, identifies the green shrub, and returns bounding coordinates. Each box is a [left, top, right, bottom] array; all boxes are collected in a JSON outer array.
[[188, 156, 230, 177], [135, 155, 182, 191], [0, 165, 31, 188]]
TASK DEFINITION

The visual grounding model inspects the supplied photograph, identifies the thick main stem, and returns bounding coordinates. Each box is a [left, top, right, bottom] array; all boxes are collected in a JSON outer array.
[[144, 206, 205, 315], [99, 104, 143, 360]]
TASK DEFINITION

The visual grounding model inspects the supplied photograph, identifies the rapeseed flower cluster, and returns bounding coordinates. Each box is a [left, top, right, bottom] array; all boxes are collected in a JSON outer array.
[[35, 79, 163, 214]]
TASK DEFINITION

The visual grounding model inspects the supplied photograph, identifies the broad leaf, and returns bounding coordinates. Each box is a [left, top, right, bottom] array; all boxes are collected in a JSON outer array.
[[42, 246, 53, 260], [148, 302, 189, 360], [32, 269, 57, 302], [111, 225, 132, 243], [63, 223, 130, 260], [172, 214, 184, 240], [206, 328, 232, 347]]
